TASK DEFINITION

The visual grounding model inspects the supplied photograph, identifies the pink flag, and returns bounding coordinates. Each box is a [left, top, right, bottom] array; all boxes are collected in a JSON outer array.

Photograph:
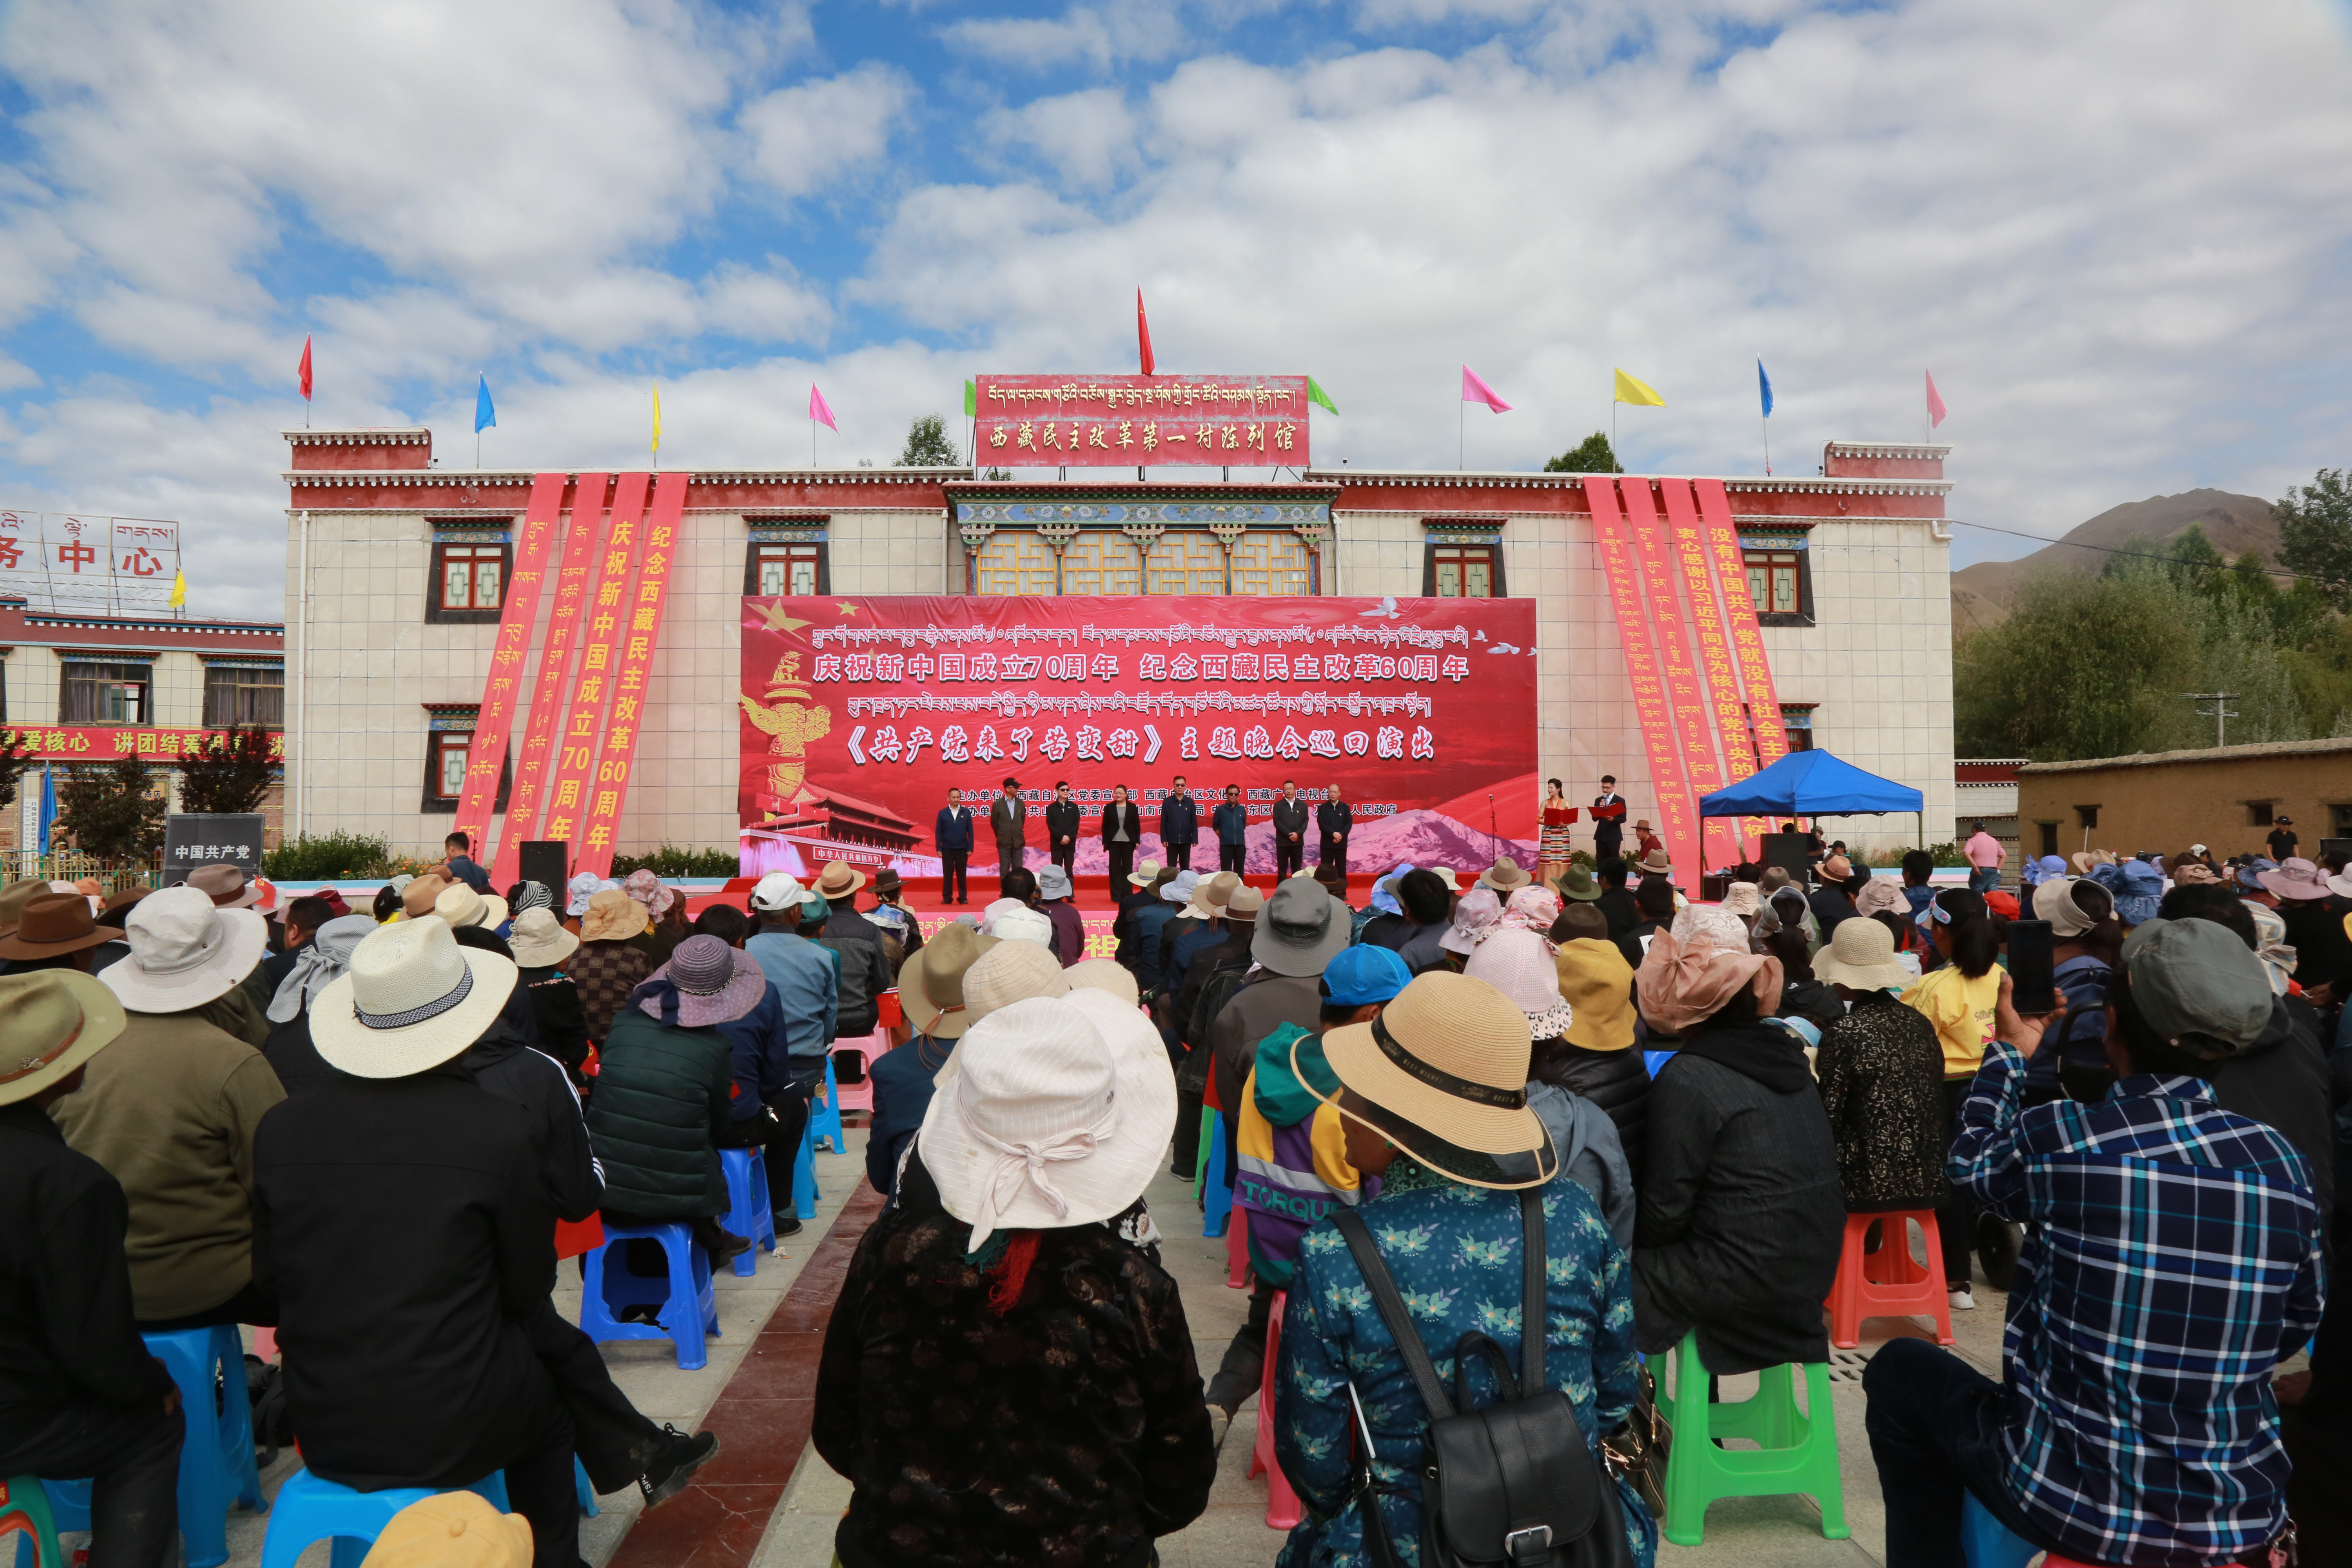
[[1925, 370, 1947, 429], [1461, 365, 1511, 413], [809, 383, 837, 431]]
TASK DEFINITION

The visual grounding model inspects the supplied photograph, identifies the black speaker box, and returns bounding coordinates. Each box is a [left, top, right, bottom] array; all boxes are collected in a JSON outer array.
[[519, 840, 570, 891], [1759, 832, 1812, 878]]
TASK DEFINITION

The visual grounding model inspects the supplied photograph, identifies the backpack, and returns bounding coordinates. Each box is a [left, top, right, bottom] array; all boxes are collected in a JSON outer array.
[[1332, 1191, 1635, 1568], [1178, 958, 1254, 1095]]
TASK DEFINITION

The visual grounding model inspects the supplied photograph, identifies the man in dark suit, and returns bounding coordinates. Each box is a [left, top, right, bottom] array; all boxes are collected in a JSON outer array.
[[1100, 784, 1143, 892], [1212, 784, 1249, 873], [1158, 775, 1199, 873], [988, 777, 1027, 885], [934, 787, 974, 904], [1044, 781, 1082, 880], [1591, 774, 1626, 864], [1270, 779, 1310, 880], [1315, 784, 1352, 880]]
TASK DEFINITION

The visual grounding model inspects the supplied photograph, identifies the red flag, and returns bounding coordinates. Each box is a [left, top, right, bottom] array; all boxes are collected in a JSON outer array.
[[298, 336, 313, 402], [1136, 289, 1155, 377], [1925, 368, 1947, 428]]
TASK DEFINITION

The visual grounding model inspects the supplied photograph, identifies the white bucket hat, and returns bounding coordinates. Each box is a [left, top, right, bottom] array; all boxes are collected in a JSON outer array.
[[100, 886, 269, 1013], [1461, 926, 1575, 1040], [749, 872, 805, 913], [917, 992, 1176, 1252], [433, 882, 509, 931], [507, 907, 580, 969], [310, 916, 519, 1079], [982, 899, 1055, 946]]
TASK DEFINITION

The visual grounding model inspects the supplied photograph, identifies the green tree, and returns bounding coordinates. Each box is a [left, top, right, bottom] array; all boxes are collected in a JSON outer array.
[[55, 754, 167, 861], [1544, 432, 1619, 474], [2276, 468, 2352, 610], [176, 726, 277, 815], [0, 729, 27, 811], [897, 414, 960, 468]]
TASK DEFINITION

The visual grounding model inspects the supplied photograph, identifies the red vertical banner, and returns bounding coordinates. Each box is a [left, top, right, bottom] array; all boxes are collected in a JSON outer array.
[[1584, 478, 1697, 876], [1619, 478, 1716, 877], [454, 472, 566, 856], [576, 471, 686, 876], [1658, 481, 1751, 867], [1694, 479, 1794, 781], [491, 473, 609, 889], [537, 473, 649, 871]]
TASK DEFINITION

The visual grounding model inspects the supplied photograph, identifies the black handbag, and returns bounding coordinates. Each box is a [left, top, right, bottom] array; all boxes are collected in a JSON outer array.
[[1332, 1190, 1635, 1568]]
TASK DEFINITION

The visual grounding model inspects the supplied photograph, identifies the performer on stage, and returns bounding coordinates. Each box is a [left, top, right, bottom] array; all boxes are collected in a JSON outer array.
[[1213, 784, 1249, 873], [1271, 779, 1310, 880], [1591, 775, 1626, 864], [1316, 784, 1352, 884], [1101, 784, 1142, 891], [1539, 777, 1576, 886], [1045, 780, 1081, 880], [1158, 775, 1199, 873], [989, 777, 1027, 882], [935, 786, 973, 905]]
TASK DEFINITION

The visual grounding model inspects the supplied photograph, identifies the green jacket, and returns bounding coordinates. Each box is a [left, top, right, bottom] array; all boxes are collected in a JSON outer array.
[[584, 1007, 733, 1219]]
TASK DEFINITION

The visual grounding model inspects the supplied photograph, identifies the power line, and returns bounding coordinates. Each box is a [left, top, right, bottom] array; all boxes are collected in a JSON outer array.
[[1946, 517, 2334, 586]]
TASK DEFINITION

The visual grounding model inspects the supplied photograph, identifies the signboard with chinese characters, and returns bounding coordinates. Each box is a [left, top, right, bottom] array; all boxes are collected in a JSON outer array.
[[972, 376, 1309, 468], [161, 813, 265, 886], [1, 726, 283, 762], [0, 510, 183, 612]]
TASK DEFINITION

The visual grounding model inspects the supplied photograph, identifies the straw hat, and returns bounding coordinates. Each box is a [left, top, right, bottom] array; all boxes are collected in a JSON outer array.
[[97, 887, 267, 1012], [0, 971, 127, 1107], [639, 936, 767, 1028], [507, 907, 579, 968], [359, 1488, 532, 1568], [1461, 927, 1574, 1040], [310, 917, 519, 1079], [0, 876, 51, 935], [185, 863, 264, 909], [1310, 971, 1557, 1190], [1223, 885, 1265, 920], [814, 860, 867, 900], [963, 937, 1071, 1025], [1181, 871, 1241, 920], [579, 888, 650, 942], [1811, 916, 1912, 991], [1066, 958, 1140, 1008], [1476, 858, 1531, 895], [900, 922, 1000, 1039], [0, 893, 123, 962], [916, 993, 1174, 1252], [1125, 858, 1163, 889], [433, 882, 509, 931], [401, 877, 450, 919], [1251, 878, 1349, 978]]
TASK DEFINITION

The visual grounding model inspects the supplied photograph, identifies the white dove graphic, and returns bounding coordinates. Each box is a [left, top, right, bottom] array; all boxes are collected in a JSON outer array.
[[1358, 597, 1401, 619]]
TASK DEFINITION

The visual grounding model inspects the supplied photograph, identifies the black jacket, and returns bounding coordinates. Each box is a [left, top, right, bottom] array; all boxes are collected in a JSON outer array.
[[584, 1008, 734, 1218], [1315, 800, 1352, 844], [1541, 1044, 1653, 1177], [935, 805, 975, 853], [461, 1022, 604, 1224], [1045, 800, 1083, 850], [1592, 797, 1626, 849], [1212, 801, 1249, 846], [2211, 996, 2336, 1247], [864, 1033, 955, 1203], [0, 1101, 173, 1447], [263, 1012, 344, 1098], [814, 913, 897, 1038], [1271, 797, 1310, 843], [518, 967, 589, 1080], [252, 1069, 556, 1489], [2280, 895, 2352, 994], [1100, 801, 1142, 847], [1158, 793, 1199, 848], [1595, 886, 1638, 938]]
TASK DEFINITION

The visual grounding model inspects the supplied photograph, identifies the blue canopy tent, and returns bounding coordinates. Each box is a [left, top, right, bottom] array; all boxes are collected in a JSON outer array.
[[1698, 748, 1925, 865]]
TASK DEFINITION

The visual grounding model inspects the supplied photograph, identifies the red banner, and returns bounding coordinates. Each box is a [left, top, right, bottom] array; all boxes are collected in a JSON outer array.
[[1657, 480, 1748, 868], [1617, 479, 1715, 878], [1696, 479, 1793, 777], [575, 472, 687, 876], [457, 473, 565, 856], [973, 375, 1309, 468], [493, 473, 608, 887], [2, 726, 283, 761], [736, 594, 1537, 880], [532, 473, 651, 876]]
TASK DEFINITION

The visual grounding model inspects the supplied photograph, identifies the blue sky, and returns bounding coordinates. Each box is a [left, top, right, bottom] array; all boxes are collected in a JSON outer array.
[[3, 0, 2351, 617]]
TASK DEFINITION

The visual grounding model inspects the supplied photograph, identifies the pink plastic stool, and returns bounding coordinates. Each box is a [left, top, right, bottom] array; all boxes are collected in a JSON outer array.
[[1226, 1213, 1250, 1289], [1247, 1289, 1303, 1530], [832, 1030, 884, 1115]]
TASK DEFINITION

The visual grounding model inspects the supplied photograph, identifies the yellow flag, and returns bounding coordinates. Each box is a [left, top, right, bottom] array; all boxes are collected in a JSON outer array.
[[167, 569, 186, 608], [651, 383, 662, 457], [1613, 368, 1667, 407]]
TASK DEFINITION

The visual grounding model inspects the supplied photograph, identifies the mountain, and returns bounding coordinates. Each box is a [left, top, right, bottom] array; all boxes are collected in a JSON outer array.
[[1951, 488, 2279, 638]]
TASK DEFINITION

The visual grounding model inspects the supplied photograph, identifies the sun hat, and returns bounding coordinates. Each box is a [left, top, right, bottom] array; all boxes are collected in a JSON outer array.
[[1066, 958, 1141, 1009], [1252, 878, 1350, 978], [401, 877, 450, 918], [1554, 863, 1603, 903], [2173, 863, 2222, 887], [1309, 971, 1558, 1190], [184, 863, 263, 909], [507, 907, 580, 969], [981, 899, 1055, 946], [2117, 917, 2274, 1059], [636, 935, 767, 1028], [2236, 856, 2276, 891], [2329, 866, 2352, 899], [1159, 869, 1200, 906], [2258, 857, 2333, 902], [2033, 877, 2098, 939], [1223, 885, 1264, 919], [1820, 853, 1854, 882], [579, 888, 650, 942], [1321, 945, 1412, 1008], [1635, 848, 1674, 877], [309, 917, 517, 1078], [874, 868, 904, 899], [0, 970, 127, 1107], [1984, 889, 2022, 920], [100, 884, 153, 921], [0, 876, 51, 935], [0, 893, 123, 962], [1670, 901, 1750, 951], [566, 873, 606, 917], [621, 869, 678, 919], [2245, 903, 2296, 996], [1636, 926, 1785, 1037], [748, 872, 804, 913], [1719, 882, 1763, 919], [1036, 864, 1074, 901], [1463, 927, 1575, 1040], [358, 1488, 532, 1568], [2105, 859, 2159, 925], [97, 887, 268, 1013], [1440, 886, 1503, 956], [388, 874, 415, 894], [1852, 876, 1906, 920], [899, 922, 999, 1040], [265, 912, 377, 1024], [1125, 858, 1163, 889], [433, 882, 510, 931], [2070, 850, 2114, 875], [1181, 870, 1241, 920], [963, 937, 1071, 1025], [1423, 867, 1463, 893], [1812, 917, 1912, 991], [1368, 861, 1415, 915], [1500, 885, 1562, 937], [813, 860, 867, 901], [917, 992, 1174, 1250], [1477, 858, 1531, 895]]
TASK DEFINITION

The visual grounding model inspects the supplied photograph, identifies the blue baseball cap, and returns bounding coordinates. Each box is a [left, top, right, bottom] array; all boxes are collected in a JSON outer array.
[[1319, 945, 1412, 1008]]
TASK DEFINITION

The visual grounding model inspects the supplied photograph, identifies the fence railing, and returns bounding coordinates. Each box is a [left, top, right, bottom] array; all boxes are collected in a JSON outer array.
[[0, 851, 165, 892]]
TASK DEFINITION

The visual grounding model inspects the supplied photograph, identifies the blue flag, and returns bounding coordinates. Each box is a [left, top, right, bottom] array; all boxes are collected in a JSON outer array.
[[1757, 359, 1774, 419], [474, 374, 497, 434]]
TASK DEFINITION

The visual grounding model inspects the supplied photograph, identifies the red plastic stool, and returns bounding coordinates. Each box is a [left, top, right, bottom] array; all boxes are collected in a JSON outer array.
[[1824, 1210, 1953, 1350], [1247, 1289, 1303, 1530], [1226, 1211, 1251, 1289]]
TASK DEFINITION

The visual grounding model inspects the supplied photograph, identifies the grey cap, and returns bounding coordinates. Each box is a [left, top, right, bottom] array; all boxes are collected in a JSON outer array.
[[1251, 878, 1349, 978], [2118, 917, 2274, 1058], [1035, 864, 1073, 900]]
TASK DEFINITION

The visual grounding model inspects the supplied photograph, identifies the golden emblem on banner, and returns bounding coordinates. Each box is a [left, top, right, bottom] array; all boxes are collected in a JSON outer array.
[[739, 650, 831, 803]]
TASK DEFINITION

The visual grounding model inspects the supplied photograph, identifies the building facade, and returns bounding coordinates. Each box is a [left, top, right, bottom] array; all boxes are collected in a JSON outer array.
[[2018, 737, 2352, 864], [281, 429, 1956, 861]]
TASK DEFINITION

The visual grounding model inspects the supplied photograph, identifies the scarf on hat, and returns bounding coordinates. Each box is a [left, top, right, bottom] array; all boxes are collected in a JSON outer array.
[[1500, 885, 1561, 937], [1637, 927, 1784, 1038], [2247, 904, 2297, 997], [956, 1067, 1120, 1253], [267, 914, 376, 1023]]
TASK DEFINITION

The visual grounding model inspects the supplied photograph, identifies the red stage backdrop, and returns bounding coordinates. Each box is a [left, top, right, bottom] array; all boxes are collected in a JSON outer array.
[[973, 376, 1310, 467], [738, 595, 1537, 882]]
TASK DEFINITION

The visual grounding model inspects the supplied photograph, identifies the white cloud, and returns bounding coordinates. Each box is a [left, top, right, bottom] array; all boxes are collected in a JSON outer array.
[[941, 5, 1189, 72], [983, 88, 1142, 189], [740, 64, 917, 203]]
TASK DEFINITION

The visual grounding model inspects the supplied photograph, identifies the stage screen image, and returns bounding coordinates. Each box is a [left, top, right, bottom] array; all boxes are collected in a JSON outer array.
[[737, 594, 1539, 881]]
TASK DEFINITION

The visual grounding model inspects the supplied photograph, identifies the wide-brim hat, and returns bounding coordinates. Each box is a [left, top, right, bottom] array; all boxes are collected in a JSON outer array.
[[0, 893, 123, 961], [2329, 869, 2352, 900], [579, 888, 650, 942], [0, 970, 128, 1107], [873, 868, 904, 897], [100, 884, 154, 920], [1252, 878, 1349, 977], [99, 888, 267, 1012], [1553, 864, 1603, 902], [433, 883, 510, 931], [642, 939, 767, 1028], [901, 921, 999, 1039], [1309, 970, 1557, 1190], [1477, 858, 1531, 894], [1635, 850, 1673, 876], [1036, 864, 1074, 901], [507, 907, 580, 968], [402, 876, 450, 918], [312, 917, 517, 1078], [814, 860, 868, 900], [1126, 859, 1163, 889], [2258, 858, 2334, 902], [1066, 958, 1140, 1008], [1180, 870, 1240, 919], [0, 875, 52, 935], [1812, 916, 1912, 991], [185, 863, 264, 909], [1160, 869, 1200, 904], [918, 991, 1176, 1250]]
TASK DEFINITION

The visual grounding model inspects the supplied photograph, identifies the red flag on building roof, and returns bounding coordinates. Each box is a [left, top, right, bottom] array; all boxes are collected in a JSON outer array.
[[1926, 368, 1947, 428], [1137, 289, 1155, 377], [298, 336, 313, 403]]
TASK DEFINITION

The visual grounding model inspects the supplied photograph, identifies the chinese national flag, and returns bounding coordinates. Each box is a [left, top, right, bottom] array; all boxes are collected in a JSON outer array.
[[298, 336, 313, 402], [1137, 290, 1155, 377]]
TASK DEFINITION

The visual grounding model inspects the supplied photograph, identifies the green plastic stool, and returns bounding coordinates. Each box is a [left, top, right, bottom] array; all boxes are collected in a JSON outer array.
[[0, 1475, 65, 1568], [1192, 1116, 1213, 1200], [1655, 1332, 1848, 1546]]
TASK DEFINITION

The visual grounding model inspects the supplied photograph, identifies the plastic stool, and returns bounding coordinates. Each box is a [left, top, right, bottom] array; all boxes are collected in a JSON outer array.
[[718, 1148, 777, 1277], [832, 1030, 883, 1116], [575, 1458, 599, 1519], [1655, 1331, 1846, 1547], [0, 1477, 63, 1568], [258, 1466, 507, 1568], [810, 1056, 845, 1152], [1960, 1491, 2039, 1568], [579, 1223, 721, 1371], [1824, 1211, 1953, 1350], [791, 1116, 820, 1221], [1225, 1210, 1250, 1289], [1202, 1117, 1234, 1239], [1191, 1116, 1214, 1201], [1246, 1290, 1303, 1530]]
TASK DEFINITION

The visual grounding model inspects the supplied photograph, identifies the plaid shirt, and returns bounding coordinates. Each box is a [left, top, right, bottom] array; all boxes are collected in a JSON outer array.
[[1950, 1041, 2325, 1566]]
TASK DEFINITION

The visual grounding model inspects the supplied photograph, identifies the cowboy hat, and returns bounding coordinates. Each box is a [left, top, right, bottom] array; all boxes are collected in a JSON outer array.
[[401, 876, 451, 919], [310, 916, 518, 1079], [0, 876, 51, 935], [638, 935, 767, 1029], [1126, 859, 1163, 889], [813, 860, 868, 900], [1310, 971, 1557, 1190], [1634, 848, 1673, 877], [579, 888, 650, 942], [100, 884, 154, 920], [1633, 819, 1653, 832], [1476, 858, 1531, 895], [184, 863, 263, 909], [1180, 870, 1240, 920], [507, 907, 579, 968], [0, 971, 127, 1107], [433, 882, 510, 931], [1251, 878, 1349, 978], [873, 867, 904, 899], [97, 887, 268, 1013], [1422, 867, 1462, 893], [1223, 885, 1264, 918], [899, 921, 1000, 1039], [0, 893, 122, 962], [1812, 916, 1913, 992], [1553, 863, 1604, 903], [1820, 853, 1854, 881]]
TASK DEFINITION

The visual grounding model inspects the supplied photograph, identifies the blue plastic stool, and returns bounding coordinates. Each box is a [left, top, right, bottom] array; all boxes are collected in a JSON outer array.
[[574, 1457, 599, 1519], [810, 1056, 845, 1152], [791, 1115, 820, 1221], [258, 1466, 507, 1568], [1, 1476, 64, 1568], [718, 1147, 776, 1277], [1960, 1491, 2040, 1568], [1202, 1117, 1234, 1239], [579, 1223, 720, 1371]]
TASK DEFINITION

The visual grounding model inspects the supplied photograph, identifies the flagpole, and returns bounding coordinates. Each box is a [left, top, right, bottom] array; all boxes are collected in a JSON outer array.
[[1762, 415, 1770, 477], [1459, 398, 1464, 471]]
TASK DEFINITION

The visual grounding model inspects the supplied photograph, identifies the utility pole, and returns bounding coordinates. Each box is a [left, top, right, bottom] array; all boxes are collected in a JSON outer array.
[[2180, 692, 2239, 749]]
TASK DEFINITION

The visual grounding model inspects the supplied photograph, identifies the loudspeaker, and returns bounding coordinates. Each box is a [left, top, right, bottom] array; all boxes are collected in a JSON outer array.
[[519, 840, 570, 891], [1759, 833, 1812, 878], [2321, 838, 2351, 866]]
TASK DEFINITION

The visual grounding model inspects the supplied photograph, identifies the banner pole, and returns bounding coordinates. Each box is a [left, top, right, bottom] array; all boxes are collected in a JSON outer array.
[[1458, 399, 1464, 471]]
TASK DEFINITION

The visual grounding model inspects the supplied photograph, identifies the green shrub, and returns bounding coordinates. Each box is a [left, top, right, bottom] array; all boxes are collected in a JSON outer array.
[[610, 844, 739, 879], [263, 831, 394, 881], [1862, 842, 1969, 869]]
